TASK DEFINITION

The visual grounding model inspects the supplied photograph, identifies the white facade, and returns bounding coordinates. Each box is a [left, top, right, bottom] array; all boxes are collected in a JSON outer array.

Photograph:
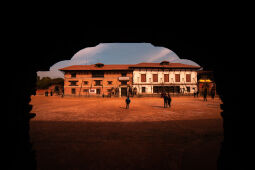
[[132, 69, 198, 94]]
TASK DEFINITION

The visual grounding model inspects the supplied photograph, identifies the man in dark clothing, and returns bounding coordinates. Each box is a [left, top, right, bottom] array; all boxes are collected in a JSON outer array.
[[211, 89, 215, 99], [126, 96, 131, 109], [164, 95, 168, 108], [167, 94, 172, 108], [196, 91, 199, 97], [203, 89, 207, 101]]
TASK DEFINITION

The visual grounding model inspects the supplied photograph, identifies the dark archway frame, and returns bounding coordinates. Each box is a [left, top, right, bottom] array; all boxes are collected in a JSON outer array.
[[7, 26, 239, 170]]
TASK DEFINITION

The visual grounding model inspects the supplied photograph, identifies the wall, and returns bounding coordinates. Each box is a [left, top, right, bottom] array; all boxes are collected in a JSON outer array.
[[133, 69, 198, 94], [63, 71, 133, 96]]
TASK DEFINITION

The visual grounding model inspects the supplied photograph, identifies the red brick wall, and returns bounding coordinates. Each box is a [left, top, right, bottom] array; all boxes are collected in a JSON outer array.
[[63, 71, 133, 96]]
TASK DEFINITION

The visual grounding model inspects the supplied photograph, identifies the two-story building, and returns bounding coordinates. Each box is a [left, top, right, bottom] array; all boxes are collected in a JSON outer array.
[[59, 63, 133, 97], [130, 61, 200, 95]]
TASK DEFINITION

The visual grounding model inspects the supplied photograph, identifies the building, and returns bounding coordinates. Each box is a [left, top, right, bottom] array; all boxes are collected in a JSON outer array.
[[197, 70, 216, 96], [59, 63, 133, 97], [130, 61, 201, 95], [59, 61, 201, 97]]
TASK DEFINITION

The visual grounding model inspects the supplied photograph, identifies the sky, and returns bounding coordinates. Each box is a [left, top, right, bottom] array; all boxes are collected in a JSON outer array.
[[37, 43, 200, 79]]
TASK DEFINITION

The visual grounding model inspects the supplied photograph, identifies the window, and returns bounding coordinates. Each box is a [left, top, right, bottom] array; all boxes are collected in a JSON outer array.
[[153, 74, 158, 82], [121, 81, 127, 85], [186, 74, 191, 82], [142, 87, 146, 93], [69, 81, 78, 86], [71, 73, 76, 78], [94, 80, 102, 86], [83, 89, 89, 92], [121, 73, 127, 77], [107, 81, 112, 85], [71, 88, 76, 94], [84, 81, 88, 85], [175, 74, 180, 82], [164, 74, 169, 82], [92, 71, 104, 78], [141, 74, 146, 82]]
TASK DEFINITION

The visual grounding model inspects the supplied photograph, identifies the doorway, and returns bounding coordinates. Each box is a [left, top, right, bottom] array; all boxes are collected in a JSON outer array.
[[121, 88, 127, 96], [96, 89, 101, 95]]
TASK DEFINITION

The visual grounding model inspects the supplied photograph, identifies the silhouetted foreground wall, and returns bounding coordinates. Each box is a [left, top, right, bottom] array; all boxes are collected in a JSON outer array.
[[7, 69, 37, 169], [6, 26, 239, 170]]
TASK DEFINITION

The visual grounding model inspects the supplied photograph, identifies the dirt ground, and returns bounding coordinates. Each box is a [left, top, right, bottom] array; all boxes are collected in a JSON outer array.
[[30, 96, 223, 170]]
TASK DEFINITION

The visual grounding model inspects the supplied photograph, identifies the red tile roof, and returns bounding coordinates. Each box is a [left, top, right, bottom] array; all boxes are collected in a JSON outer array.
[[59, 62, 200, 71], [130, 62, 201, 69], [59, 64, 132, 71]]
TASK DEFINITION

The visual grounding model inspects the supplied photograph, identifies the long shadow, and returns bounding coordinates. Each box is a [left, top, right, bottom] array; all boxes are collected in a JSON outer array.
[[152, 106, 165, 108], [30, 119, 223, 170]]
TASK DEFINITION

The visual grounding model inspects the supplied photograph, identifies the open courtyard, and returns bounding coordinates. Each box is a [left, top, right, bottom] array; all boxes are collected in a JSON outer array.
[[30, 96, 223, 170]]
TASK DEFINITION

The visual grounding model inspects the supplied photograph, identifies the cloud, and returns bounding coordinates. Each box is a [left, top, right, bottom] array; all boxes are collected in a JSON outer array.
[[37, 43, 200, 78]]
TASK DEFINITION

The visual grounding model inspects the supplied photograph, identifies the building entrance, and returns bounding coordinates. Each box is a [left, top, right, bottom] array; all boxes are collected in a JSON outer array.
[[96, 89, 101, 95], [121, 88, 127, 96]]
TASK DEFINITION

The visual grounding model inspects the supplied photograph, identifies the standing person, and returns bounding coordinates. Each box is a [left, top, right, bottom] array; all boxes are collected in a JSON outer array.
[[126, 96, 131, 109], [163, 94, 168, 108], [196, 90, 199, 98], [211, 88, 215, 100], [61, 89, 64, 98], [167, 93, 172, 108], [203, 88, 207, 101]]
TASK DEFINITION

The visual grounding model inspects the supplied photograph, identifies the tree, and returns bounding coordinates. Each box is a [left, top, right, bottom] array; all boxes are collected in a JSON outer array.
[[36, 77, 64, 89], [36, 77, 52, 89]]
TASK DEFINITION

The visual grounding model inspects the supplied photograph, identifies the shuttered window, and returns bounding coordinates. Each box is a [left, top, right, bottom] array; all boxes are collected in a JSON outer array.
[[164, 74, 169, 82], [186, 74, 191, 82], [153, 74, 158, 82], [141, 74, 146, 82], [175, 74, 180, 82]]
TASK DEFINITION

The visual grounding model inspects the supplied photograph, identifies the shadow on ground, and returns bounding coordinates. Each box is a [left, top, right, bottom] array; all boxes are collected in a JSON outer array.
[[31, 119, 223, 170]]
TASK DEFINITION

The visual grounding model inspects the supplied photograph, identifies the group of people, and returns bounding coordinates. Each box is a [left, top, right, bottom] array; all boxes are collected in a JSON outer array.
[[45, 91, 53, 96], [163, 94, 172, 108], [194, 89, 216, 101], [45, 90, 64, 97], [125, 93, 172, 109]]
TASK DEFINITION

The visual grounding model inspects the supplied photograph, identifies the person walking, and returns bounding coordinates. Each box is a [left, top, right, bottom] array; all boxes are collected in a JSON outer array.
[[126, 96, 131, 109], [203, 88, 207, 101], [167, 93, 172, 108]]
